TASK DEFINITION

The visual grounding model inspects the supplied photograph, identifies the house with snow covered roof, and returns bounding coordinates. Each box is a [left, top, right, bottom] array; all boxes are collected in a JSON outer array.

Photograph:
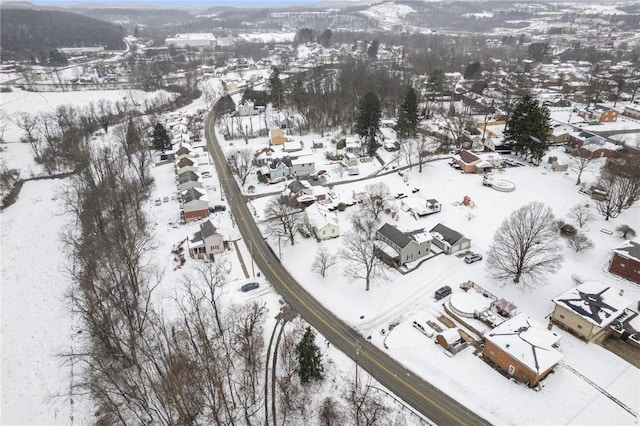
[[578, 104, 618, 123], [567, 131, 622, 159], [304, 203, 339, 240], [188, 220, 225, 261], [180, 188, 209, 222], [375, 223, 432, 266], [455, 150, 503, 174], [551, 281, 632, 341], [429, 223, 470, 255], [177, 170, 203, 192], [483, 313, 563, 387], [608, 240, 640, 285]]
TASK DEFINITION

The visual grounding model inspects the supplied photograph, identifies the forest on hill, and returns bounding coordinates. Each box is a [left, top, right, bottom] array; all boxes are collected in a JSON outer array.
[[0, 8, 125, 61]]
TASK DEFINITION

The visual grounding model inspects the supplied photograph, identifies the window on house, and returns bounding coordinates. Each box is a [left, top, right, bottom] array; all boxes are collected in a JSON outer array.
[[508, 365, 515, 375], [577, 324, 582, 329], [559, 314, 564, 319]]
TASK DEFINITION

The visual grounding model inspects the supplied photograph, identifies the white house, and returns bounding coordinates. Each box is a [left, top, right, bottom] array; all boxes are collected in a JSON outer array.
[[305, 203, 339, 240], [188, 220, 225, 260]]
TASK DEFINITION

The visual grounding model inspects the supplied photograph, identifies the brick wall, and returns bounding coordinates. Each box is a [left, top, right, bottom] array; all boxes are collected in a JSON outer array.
[[609, 253, 640, 284]]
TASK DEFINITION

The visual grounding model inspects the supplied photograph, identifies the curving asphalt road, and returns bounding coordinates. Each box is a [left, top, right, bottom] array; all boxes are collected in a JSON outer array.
[[204, 113, 491, 426]]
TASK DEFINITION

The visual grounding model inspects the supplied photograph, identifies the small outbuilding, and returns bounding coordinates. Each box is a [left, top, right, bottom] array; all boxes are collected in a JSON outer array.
[[608, 240, 640, 284]]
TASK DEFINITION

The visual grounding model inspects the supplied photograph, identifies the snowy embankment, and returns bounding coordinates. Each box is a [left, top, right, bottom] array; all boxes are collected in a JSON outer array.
[[1, 179, 92, 425]]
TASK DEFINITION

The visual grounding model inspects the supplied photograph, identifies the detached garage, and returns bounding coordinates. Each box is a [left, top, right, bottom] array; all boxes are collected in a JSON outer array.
[[429, 223, 471, 255]]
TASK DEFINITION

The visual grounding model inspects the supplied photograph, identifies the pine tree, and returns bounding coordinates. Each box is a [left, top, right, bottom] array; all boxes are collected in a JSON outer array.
[[355, 91, 381, 156], [395, 87, 418, 139], [504, 94, 551, 165], [152, 122, 171, 152], [269, 67, 284, 109], [295, 327, 324, 384]]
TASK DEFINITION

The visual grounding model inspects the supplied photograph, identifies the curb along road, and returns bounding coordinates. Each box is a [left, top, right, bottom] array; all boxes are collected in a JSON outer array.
[[204, 112, 491, 426]]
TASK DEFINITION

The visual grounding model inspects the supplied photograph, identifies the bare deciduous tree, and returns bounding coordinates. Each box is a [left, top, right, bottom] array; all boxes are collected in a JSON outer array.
[[312, 246, 337, 278], [615, 225, 637, 240], [264, 196, 303, 245], [486, 202, 564, 285], [567, 232, 594, 253], [360, 182, 394, 221], [319, 397, 344, 426], [228, 148, 255, 186], [416, 136, 435, 173], [341, 212, 386, 291], [567, 204, 594, 228], [568, 148, 593, 186]]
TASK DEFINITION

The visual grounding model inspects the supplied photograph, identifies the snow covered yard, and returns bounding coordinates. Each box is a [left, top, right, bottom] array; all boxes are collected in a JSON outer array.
[[252, 145, 640, 425]]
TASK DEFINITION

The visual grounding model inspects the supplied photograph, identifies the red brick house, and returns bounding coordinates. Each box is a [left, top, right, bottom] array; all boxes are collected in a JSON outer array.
[[455, 150, 503, 174], [483, 313, 562, 387], [578, 105, 619, 123], [609, 240, 640, 284]]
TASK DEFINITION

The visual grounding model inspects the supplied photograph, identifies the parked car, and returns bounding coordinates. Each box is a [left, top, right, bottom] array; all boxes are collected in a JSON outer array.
[[163, 196, 169, 203], [154, 198, 161, 206], [412, 321, 434, 337], [464, 252, 483, 264], [434, 285, 452, 300], [209, 205, 226, 213], [241, 282, 260, 292]]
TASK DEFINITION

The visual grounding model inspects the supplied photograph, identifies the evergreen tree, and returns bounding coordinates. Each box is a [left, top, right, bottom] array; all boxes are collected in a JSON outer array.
[[395, 87, 419, 139], [367, 40, 379, 59], [317, 29, 332, 47], [152, 122, 171, 152], [269, 67, 284, 109], [295, 327, 324, 384], [504, 94, 551, 165], [355, 91, 381, 156]]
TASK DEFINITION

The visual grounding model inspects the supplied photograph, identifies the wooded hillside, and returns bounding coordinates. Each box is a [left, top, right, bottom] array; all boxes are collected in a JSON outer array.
[[0, 8, 125, 61]]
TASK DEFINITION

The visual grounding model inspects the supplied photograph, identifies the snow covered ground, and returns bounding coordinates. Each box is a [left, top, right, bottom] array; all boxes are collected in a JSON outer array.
[[2, 80, 639, 424], [245, 141, 640, 424]]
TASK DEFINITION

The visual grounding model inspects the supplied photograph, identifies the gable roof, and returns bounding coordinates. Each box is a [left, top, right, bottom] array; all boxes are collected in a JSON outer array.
[[612, 240, 640, 262], [200, 220, 219, 239], [459, 150, 480, 164], [430, 223, 465, 246], [485, 313, 563, 375], [178, 171, 200, 184], [378, 223, 412, 248], [305, 203, 338, 229], [287, 180, 310, 194], [181, 187, 207, 203], [177, 157, 195, 168]]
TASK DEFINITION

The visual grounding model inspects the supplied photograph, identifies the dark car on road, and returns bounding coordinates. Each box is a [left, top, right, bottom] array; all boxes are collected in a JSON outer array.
[[434, 285, 452, 300], [241, 282, 260, 292]]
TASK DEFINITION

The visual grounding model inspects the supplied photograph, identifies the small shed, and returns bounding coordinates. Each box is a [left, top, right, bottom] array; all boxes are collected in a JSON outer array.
[[436, 328, 466, 353]]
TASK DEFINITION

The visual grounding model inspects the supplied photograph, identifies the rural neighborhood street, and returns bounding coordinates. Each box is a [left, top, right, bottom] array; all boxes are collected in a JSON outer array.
[[205, 113, 491, 426]]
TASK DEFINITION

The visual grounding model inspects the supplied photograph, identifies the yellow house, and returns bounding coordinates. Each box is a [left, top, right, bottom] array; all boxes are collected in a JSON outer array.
[[270, 128, 287, 145]]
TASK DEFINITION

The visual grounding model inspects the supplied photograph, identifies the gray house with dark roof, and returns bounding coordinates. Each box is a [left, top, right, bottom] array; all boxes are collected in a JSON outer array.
[[177, 170, 203, 191], [375, 223, 432, 266], [188, 220, 225, 260], [429, 223, 470, 255]]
